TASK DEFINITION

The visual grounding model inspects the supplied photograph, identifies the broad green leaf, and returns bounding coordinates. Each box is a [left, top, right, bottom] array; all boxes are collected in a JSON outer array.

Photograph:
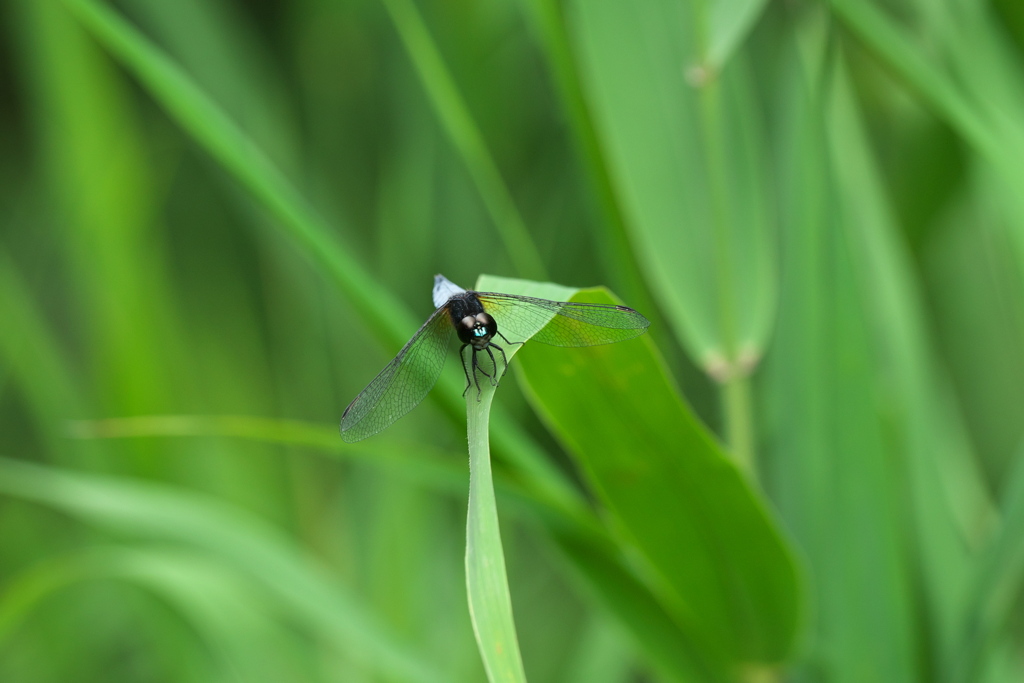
[[568, 0, 776, 378], [478, 275, 803, 662], [479, 275, 732, 679]]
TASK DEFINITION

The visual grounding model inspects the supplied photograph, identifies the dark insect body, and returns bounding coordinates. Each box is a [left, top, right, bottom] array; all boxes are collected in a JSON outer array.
[[447, 290, 521, 398], [339, 275, 650, 443]]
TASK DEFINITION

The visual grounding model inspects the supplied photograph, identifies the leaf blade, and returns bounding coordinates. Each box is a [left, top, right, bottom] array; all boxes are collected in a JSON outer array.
[[487, 277, 803, 662]]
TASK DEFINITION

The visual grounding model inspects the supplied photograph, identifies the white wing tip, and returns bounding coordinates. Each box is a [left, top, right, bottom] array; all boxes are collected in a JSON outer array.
[[432, 274, 465, 308]]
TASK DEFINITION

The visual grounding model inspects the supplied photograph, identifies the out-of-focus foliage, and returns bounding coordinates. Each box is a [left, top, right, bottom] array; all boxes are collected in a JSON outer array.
[[1, 0, 1023, 681]]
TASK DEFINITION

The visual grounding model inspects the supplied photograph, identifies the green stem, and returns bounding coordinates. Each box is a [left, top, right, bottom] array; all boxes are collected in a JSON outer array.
[[722, 372, 755, 475], [466, 387, 528, 683]]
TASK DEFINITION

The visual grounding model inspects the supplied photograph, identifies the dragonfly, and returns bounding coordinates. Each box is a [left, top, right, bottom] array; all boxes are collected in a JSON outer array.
[[340, 275, 650, 443]]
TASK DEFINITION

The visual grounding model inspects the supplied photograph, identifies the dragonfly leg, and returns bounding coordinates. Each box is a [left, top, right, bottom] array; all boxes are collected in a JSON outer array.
[[496, 330, 524, 347], [475, 348, 494, 381], [471, 348, 484, 401], [484, 346, 499, 386], [490, 342, 510, 379], [460, 344, 472, 397]]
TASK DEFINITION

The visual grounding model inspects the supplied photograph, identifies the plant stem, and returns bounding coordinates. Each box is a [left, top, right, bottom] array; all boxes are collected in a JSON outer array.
[[722, 372, 755, 475], [466, 386, 528, 683]]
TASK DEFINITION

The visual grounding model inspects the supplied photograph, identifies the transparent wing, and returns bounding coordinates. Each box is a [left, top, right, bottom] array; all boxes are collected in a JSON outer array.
[[340, 307, 453, 442], [475, 292, 650, 347]]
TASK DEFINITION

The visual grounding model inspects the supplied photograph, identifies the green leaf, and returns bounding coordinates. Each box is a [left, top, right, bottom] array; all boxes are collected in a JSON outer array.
[[921, 167, 1024, 488], [567, 0, 776, 378], [478, 275, 803, 662], [122, 0, 300, 173], [0, 252, 82, 451], [466, 389, 528, 683], [66, 407, 714, 681], [560, 617, 633, 683], [70, 414, 474, 495]]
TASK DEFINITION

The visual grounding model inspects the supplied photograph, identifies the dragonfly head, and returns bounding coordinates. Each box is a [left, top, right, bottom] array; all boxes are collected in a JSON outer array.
[[457, 312, 496, 348]]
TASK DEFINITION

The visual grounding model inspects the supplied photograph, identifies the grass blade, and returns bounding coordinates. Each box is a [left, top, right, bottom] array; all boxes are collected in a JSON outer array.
[[0, 548, 312, 683], [0, 457, 446, 683], [953, 446, 1024, 683], [58, 0, 411, 348], [827, 0, 1024, 256], [760, 32, 919, 680], [516, 0, 653, 313], [379, 0, 547, 281], [825, 55, 996, 657], [466, 388, 528, 683]]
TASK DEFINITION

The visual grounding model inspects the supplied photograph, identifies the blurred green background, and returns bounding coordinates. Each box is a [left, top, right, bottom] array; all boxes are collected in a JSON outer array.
[[2, 0, 1024, 681]]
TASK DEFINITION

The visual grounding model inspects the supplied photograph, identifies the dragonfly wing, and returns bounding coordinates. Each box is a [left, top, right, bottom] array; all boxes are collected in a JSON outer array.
[[476, 292, 650, 347], [340, 307, 453, 442]]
